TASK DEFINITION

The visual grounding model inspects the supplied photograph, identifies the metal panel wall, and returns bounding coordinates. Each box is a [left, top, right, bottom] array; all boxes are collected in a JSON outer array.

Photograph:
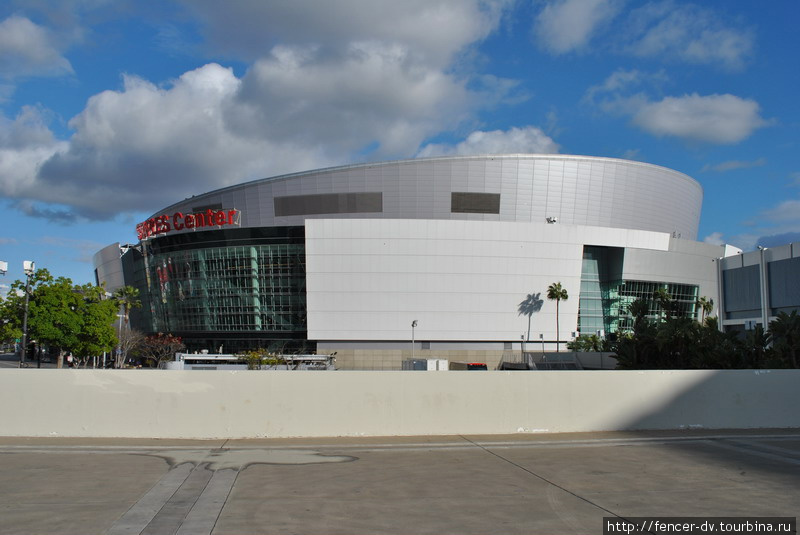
[[144, 155, 703, 241]]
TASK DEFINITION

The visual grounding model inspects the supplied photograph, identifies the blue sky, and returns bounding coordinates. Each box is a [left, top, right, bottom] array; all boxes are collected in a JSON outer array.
[[1, 0, 799, 289]]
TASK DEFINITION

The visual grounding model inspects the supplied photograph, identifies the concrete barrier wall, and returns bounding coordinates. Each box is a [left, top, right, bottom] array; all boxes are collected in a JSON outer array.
[[1, 369, 798, 439]]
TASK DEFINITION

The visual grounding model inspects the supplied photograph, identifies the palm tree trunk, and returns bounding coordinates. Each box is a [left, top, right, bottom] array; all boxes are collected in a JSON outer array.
[[555, 300, 560, 352]]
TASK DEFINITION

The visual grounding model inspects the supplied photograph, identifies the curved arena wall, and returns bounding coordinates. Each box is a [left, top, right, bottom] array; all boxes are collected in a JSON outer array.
[[148, 154, 702, 240]]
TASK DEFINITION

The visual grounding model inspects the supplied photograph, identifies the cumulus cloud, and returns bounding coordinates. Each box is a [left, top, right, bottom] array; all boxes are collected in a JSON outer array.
[[586, 70, 769, 144], [533, 1, 751, 70], [701, 158, 766, 173], [228, 42, 475, 157], [0, 106, 68, 196], [582, 68, 666, 114], [0, 15, 74, 79], [762, 199, 800, 224], [756, 232, 800, 248], [703, 232, 725, 246], [417, 126, 559, 157], [27, 63, 338, 219], [632, 94, 769, 144], [179, 0, 507, 67], [624, 1, 754, 71], [534, 0, 621, 54], [0, 2, 518, 221], [721, 199, 800, 251]]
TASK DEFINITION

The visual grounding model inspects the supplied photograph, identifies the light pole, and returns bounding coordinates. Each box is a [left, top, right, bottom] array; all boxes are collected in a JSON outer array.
[[20, 261, 35, 368], [411, 320, 418, 360], [540, 332, 545, 360]]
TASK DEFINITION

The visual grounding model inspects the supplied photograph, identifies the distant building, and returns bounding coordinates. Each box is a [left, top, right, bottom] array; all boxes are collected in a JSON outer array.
[[94, 154, 741, 369], [718, 242, 800, 333]]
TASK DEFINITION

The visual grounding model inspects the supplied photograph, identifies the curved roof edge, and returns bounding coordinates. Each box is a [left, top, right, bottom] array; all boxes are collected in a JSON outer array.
[[157, 154, 701, 216]]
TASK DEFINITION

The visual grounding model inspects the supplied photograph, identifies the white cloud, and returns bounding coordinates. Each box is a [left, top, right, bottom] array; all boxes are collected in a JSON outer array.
[[417, 126, 559, 157], [763, 199, 800, 224], [632, 94, 769, 144], [0, 15, 74, 79], [0, 3, 519, 221], [0, 106, 68, 196], [701, 158, 766, 173], [228, 42, 475, 157], [534, 0, 621, 54], [703, 232, 725, 246], [582, 68, 664, 114], [585, 72, 768, 144], [180, 0, 507, 67], [24, 63, 339, 219], [721, 198, 800, 251], [624, 2, 754, 71]]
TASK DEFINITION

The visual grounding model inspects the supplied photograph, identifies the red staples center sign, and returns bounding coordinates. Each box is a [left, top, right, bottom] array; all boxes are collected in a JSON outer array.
[[136, 208, 240, 240]]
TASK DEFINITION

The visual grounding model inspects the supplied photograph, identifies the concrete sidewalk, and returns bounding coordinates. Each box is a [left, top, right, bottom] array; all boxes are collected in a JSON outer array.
[[0, 430, 798, 534]]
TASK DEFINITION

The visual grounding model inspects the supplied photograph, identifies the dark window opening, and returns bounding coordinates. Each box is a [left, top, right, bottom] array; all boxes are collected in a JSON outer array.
[[274, 192, 382, 216], [451, 192, 500, 214]]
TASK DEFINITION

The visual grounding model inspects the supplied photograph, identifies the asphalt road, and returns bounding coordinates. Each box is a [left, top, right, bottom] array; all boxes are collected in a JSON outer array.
[[0, 429, 798, 534]]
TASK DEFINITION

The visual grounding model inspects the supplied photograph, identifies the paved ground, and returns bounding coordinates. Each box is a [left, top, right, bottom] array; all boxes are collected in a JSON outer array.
[[0, 429, 798, 534]]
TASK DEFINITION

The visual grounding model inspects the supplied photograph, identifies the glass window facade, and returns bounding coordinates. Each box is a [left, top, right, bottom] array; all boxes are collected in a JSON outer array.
[[614, 281, 699, 331], [578, 246, 699, 335], [123, 227, 308, 353]]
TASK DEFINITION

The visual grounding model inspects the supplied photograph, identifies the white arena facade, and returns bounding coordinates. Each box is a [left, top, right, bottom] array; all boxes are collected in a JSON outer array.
[[94, 154, 737, 369]]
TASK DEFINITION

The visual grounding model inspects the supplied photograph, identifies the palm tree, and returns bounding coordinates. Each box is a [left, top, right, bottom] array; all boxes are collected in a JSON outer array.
[[653, 287, 673, 320], [517, 292, 543, 342], [113, 286, 141, 328], [769, 310, 800, 368], [628, 298, 650, 333], [696, 296, 714, 323], [113, 286, 142, 368], [547, 282, 568, 352]]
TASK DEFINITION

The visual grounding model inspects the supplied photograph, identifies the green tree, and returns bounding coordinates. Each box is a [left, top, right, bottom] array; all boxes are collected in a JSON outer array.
[[72, 284, 118, 364], [769, 311, 800, 368], [113, 285, 142, 365], [739, 324, 769, 368], [113, 286, 141, 328], [696, 296, 714, 323], [238, 348, 285, 370], [627, 298, 650, 332], [653, 288, 674, 320], [0, 269, 123, 367], [567, 334, 602, 352], [25, 272, 82, 368], [546, 282, 568, 352], [615, 299, 657, 369], [517, 292, 543, 342]]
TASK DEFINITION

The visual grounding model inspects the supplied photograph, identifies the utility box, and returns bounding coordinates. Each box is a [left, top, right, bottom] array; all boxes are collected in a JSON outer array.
[[402, 358, 449, 371]]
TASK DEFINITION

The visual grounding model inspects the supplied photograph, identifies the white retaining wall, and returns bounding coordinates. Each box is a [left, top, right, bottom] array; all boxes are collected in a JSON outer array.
[[1, 369, 798, 439]]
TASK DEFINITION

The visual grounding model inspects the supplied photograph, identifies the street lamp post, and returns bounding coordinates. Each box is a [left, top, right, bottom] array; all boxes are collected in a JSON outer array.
[[20, 261, 35, 368], [540, 333, 545, 360], [411, 320, 418, 360]]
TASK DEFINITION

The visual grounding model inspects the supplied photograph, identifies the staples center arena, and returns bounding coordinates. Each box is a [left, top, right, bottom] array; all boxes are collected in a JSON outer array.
[[94, 154, 741, 369]]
